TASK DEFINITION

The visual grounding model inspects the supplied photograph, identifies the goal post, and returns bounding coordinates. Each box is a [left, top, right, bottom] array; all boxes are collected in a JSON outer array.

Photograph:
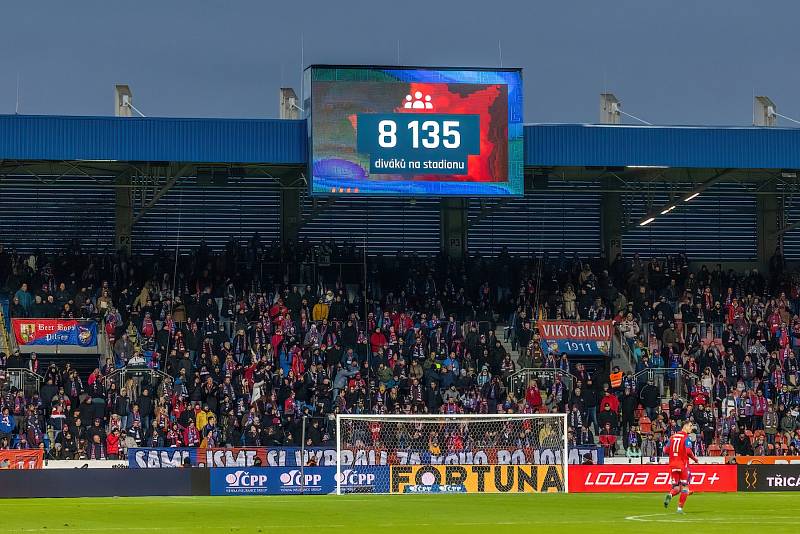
[[335, 413, 568, 495]]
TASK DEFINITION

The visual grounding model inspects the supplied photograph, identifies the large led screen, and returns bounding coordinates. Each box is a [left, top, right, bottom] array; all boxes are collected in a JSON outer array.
[[305, 65, 523, 196]]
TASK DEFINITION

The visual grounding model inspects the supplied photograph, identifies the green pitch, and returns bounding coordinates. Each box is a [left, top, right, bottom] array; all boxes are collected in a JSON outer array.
[[0, 493, 795, 533]]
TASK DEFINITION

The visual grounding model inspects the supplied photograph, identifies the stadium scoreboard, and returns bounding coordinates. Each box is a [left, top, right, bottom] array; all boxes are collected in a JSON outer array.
[[304, 65, 523, 196]]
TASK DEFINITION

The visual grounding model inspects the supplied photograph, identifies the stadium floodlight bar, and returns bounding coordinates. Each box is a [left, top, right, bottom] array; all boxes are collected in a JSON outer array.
[[627, 165, 669, 169], [659, 205, 676, 215], [633, 168, 733, 227], [335, 413, 569, 495]]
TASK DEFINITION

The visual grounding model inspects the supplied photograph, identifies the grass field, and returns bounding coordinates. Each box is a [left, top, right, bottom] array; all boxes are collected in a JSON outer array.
[[0, 493, 796, 533]]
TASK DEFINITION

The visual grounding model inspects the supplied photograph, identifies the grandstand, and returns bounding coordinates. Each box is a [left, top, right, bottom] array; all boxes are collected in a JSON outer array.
[[0, 85, 799, 532]]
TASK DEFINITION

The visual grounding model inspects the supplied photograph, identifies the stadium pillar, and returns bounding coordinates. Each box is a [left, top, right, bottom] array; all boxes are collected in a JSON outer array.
[[757, 181, 780, 270], [441, 199, 468, 261], [115, 172, 133, 254], [281, 185, 301, 248], [601, 177, 623, 265]]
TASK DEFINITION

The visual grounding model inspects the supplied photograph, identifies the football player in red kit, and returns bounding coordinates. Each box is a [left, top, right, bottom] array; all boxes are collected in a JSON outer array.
[[663, 422, 698, 513]]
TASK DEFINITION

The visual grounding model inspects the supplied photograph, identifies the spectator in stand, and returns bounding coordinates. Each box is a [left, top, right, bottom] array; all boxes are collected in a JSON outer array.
[[14, 283, 33, 315], [2, 243, 800, 460], [525, 380, 543, 412]]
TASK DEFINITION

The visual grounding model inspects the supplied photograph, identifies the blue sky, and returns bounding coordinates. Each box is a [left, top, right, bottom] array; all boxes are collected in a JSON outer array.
[[1, 0, 799, 125]]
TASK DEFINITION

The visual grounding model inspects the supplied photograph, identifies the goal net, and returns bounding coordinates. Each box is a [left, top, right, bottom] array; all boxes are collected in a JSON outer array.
[[335, 414, 568, 495]]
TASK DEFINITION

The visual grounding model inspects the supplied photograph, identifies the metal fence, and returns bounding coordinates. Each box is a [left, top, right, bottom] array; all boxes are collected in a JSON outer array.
[[507, 368, 575, 396], [1, 368, 43, 398], [640, 321, 727, 345], [632, 367, 700, 401], [102, 367, 174, 403]]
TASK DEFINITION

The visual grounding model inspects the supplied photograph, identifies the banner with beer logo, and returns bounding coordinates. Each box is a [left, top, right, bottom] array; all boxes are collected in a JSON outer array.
[[12, 319, 97, 347], [537, 321, 612, 356]]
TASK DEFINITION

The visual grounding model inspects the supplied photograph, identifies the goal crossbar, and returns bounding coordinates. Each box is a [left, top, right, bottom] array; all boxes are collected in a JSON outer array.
[[335, 413, 568, 495]]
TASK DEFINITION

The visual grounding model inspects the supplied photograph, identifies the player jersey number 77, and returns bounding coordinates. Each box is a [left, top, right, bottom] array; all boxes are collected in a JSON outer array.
[[666, 430, 697, 479]]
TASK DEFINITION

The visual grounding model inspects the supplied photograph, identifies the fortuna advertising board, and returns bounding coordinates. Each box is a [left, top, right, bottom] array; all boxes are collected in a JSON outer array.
[[389, 464, 564, 494]]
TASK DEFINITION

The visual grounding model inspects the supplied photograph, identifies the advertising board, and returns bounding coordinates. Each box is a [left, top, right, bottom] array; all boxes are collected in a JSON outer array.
[[389, 464, 563, 494], [569, 464, 737, 493]]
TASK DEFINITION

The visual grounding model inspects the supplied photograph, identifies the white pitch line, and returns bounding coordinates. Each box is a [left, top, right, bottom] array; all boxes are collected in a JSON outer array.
[[625, 513, 798, 524], [6, 527, 348, 533]]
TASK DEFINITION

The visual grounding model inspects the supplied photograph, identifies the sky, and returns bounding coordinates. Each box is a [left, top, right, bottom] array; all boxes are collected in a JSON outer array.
[[1, 0, 799, 126]]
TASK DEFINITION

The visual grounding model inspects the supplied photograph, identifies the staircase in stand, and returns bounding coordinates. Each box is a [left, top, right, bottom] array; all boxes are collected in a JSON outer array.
[[0, 309, 11, 356]]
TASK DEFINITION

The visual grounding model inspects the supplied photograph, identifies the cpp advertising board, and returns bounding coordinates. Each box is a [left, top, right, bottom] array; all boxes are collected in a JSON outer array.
[[305, 65, 523, 197], [209, 466, 389, 495]]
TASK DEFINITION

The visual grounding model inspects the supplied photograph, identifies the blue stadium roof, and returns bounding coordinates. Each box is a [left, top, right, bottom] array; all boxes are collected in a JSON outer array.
[[0, 114, 306, 164], [524, 123, 800, 169], [2, 114, 800, 169]]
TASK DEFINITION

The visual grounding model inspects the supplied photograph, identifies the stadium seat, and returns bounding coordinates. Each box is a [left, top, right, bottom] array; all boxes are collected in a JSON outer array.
[[708, 444, 721, 456]]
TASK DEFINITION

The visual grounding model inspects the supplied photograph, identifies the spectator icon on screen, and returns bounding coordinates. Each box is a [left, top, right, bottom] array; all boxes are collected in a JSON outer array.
[[404, 91, 433, 110]]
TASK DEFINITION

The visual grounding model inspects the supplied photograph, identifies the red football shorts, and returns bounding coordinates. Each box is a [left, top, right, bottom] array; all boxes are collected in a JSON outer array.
[[670, 466, 690, 485]]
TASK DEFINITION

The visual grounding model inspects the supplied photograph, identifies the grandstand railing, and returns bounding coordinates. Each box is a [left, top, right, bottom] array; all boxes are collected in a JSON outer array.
[[2, 368, 43, 397], [507, 367, 576, 395], [632, 367, 700, 402], [102, 366, 174, 402], [611, 323, 635, 371], [640, 321, 727, 346]]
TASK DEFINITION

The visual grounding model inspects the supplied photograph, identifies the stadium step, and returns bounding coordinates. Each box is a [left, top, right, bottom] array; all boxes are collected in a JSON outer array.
[[0, 308, 11, 356]]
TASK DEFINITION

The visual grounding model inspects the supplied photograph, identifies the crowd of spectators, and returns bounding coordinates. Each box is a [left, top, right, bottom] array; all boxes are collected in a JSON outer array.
[[0, 242, 798, 461], [551, 252, 800, 458]]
